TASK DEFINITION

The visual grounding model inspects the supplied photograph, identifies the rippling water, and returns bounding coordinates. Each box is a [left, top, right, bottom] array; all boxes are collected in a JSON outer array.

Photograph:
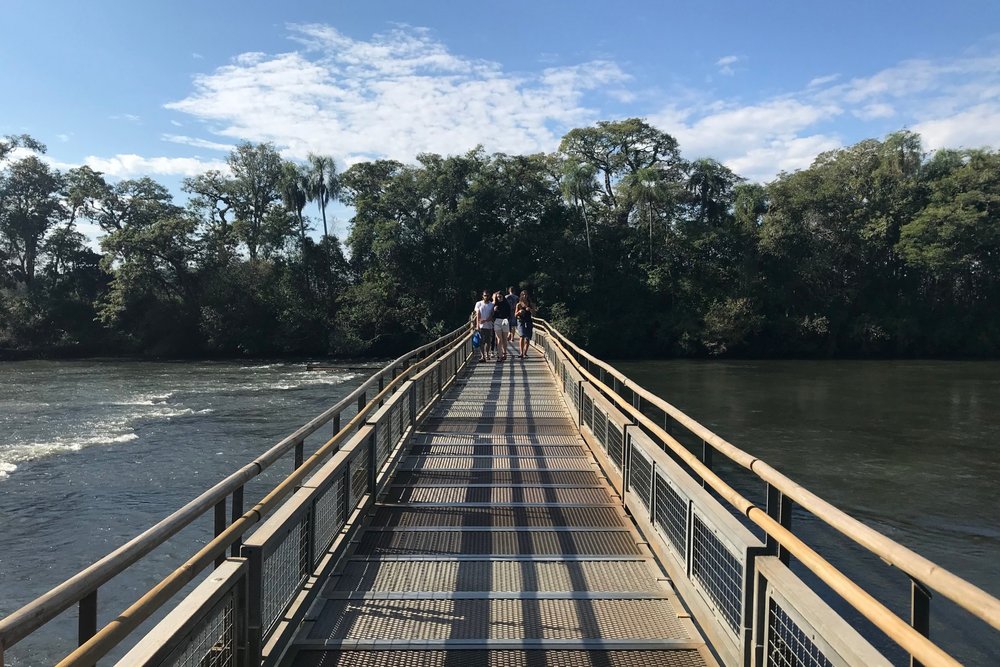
[[0, 360, 368, 666], [615, 360, 1000, 666]]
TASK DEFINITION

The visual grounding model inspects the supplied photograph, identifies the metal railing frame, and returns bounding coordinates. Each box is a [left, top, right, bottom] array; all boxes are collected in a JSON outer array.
[[0, 324, 471, 667], [533, 319, 1000, 667]]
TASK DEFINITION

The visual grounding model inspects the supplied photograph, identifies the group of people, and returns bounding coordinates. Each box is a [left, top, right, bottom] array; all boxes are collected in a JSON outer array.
[[473, 286, 535, 363]]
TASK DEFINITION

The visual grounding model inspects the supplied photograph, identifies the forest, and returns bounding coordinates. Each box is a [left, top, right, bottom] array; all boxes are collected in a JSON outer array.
[[1, 119, 998, 359]]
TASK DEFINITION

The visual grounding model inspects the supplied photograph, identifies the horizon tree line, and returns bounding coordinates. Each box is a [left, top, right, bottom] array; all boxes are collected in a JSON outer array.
[[1, 119, 998, 359]]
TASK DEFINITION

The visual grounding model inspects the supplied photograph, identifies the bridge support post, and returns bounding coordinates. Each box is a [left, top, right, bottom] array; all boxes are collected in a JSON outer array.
[[367, 428, 377, 493], [357, 392, 366, 430], [214, 498, 227, 568], [701, 440, 713, 489], [910, 579, 932, 667], [765, 483, 792, 565], [78, 591, 97, 648], [231, 485, 244, 557]]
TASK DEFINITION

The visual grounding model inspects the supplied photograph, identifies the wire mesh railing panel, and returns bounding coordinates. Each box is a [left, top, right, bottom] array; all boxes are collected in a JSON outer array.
[[312, 477, 345, 567], [654, 470, 688, 563], [765, 598, 834, 667], [349, 448, 369, 508], [163, 587, 238, 667], [691, 513, 744, 637], [582, 393, 594, 430], [594, 408, 609, 453], [375, 418, 390, 469], [630, 445, 653, 512], [260, 515, 310, 635], [608, 422, 624, 471]]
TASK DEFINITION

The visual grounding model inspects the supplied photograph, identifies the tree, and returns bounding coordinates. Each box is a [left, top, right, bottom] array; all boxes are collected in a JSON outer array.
[[305, 154, 339, 238], [686, 158, 741, 226], [559, 118, 683, 225], [280, 162, 310, 246], [0, 156, 65, 285], [560, 159, 597, 255], [0, 134, 45, 161], [624, 165, 671, 262], [228, 142, 286, 260]]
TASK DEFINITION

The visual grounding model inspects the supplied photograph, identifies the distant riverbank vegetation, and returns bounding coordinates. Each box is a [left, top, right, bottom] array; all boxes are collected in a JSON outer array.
[[1, 120, 998, 359]]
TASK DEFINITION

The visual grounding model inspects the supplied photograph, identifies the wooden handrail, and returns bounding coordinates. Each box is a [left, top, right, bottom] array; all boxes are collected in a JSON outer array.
[[536, 318, 1000, 634], [0, 324, 468, 658], [538, 327, 963, 666]]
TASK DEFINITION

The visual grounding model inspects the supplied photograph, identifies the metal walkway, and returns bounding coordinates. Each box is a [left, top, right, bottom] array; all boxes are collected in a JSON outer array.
[[282, 352, 714, 666]]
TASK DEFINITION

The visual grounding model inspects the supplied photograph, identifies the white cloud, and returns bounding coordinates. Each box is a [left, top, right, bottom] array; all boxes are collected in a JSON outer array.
[[652, 99, 842, 180], [56, 133, 71, 143], [650, 49, 999, 181], [913, 104, 1000, 151], [854, 103, 895, 120], [110, 113, 142, 123], [161, 134, 235, 152], [82, 154, 229, 178], [808, 73, 840, 88], [166, 23, 630, 163], [716, 55, 743, 76]]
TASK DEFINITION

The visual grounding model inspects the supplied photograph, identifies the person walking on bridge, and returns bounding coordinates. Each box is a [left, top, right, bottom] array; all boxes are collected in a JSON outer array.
[[515, 292, 534, 359], [492, 290, 513, 362], [474, 290, 495, 362], [505, 286, 519, 344]]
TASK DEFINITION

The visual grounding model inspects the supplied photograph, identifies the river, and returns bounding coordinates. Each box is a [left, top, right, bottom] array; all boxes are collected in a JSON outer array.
[[0, 360, 997, 665], [0, 360, 369, 666]]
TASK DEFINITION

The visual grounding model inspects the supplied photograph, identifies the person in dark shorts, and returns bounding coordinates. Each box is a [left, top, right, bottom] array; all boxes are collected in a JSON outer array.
[[505, 286, 519, 343], [515, 292, 534, 359], [492, 291, 512, 362]]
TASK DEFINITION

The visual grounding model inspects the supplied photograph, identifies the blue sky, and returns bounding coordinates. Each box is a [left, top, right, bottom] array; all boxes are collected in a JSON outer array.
[[2, 1, 999, 238]]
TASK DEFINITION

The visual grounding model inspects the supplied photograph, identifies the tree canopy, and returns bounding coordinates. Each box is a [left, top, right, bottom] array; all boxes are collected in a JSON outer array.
[[1, 124, 998, 359]]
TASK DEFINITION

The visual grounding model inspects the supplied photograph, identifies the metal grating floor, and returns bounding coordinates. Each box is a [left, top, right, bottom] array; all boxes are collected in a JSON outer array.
[[291, 650, 708, 667], [285, 351, 711, 666]]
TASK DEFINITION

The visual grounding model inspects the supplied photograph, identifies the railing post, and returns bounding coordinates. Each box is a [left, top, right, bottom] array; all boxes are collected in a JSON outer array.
[[357, 391, 366, 430], [367, 428, 377, 493], [231, 485, 244, 557], [214, 498, 227, 568], [701, 440, 713, 489], [766, 483, 792, 565], [294, 440, 304, 471], [910, 580, 932, 667], [333, 412, 341, 436], [244, 546, 263, 666], [408, 383, 417, 425], [78, 590, 97, 648]]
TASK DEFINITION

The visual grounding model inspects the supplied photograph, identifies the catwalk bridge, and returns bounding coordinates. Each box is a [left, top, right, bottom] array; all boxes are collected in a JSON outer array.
[[1, 322, 999, 666]]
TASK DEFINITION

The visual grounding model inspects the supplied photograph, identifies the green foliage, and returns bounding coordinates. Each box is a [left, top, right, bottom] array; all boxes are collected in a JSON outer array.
[[1, 128, 998, 359]]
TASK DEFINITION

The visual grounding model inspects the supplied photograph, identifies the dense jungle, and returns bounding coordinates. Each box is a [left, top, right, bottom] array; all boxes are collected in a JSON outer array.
[[1, 118, 998, 359]]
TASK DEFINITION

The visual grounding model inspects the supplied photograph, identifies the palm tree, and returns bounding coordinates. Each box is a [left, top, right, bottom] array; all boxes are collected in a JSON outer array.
[[625, 166, 669, 262], [305, 154, 339, 238], [560, 159, 597, 255], [686, 158, 738, 226], [279, 162, 309, 246]]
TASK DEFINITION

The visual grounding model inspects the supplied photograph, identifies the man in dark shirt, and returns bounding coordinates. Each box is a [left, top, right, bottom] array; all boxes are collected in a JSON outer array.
[[505, 286, 519, 343]]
